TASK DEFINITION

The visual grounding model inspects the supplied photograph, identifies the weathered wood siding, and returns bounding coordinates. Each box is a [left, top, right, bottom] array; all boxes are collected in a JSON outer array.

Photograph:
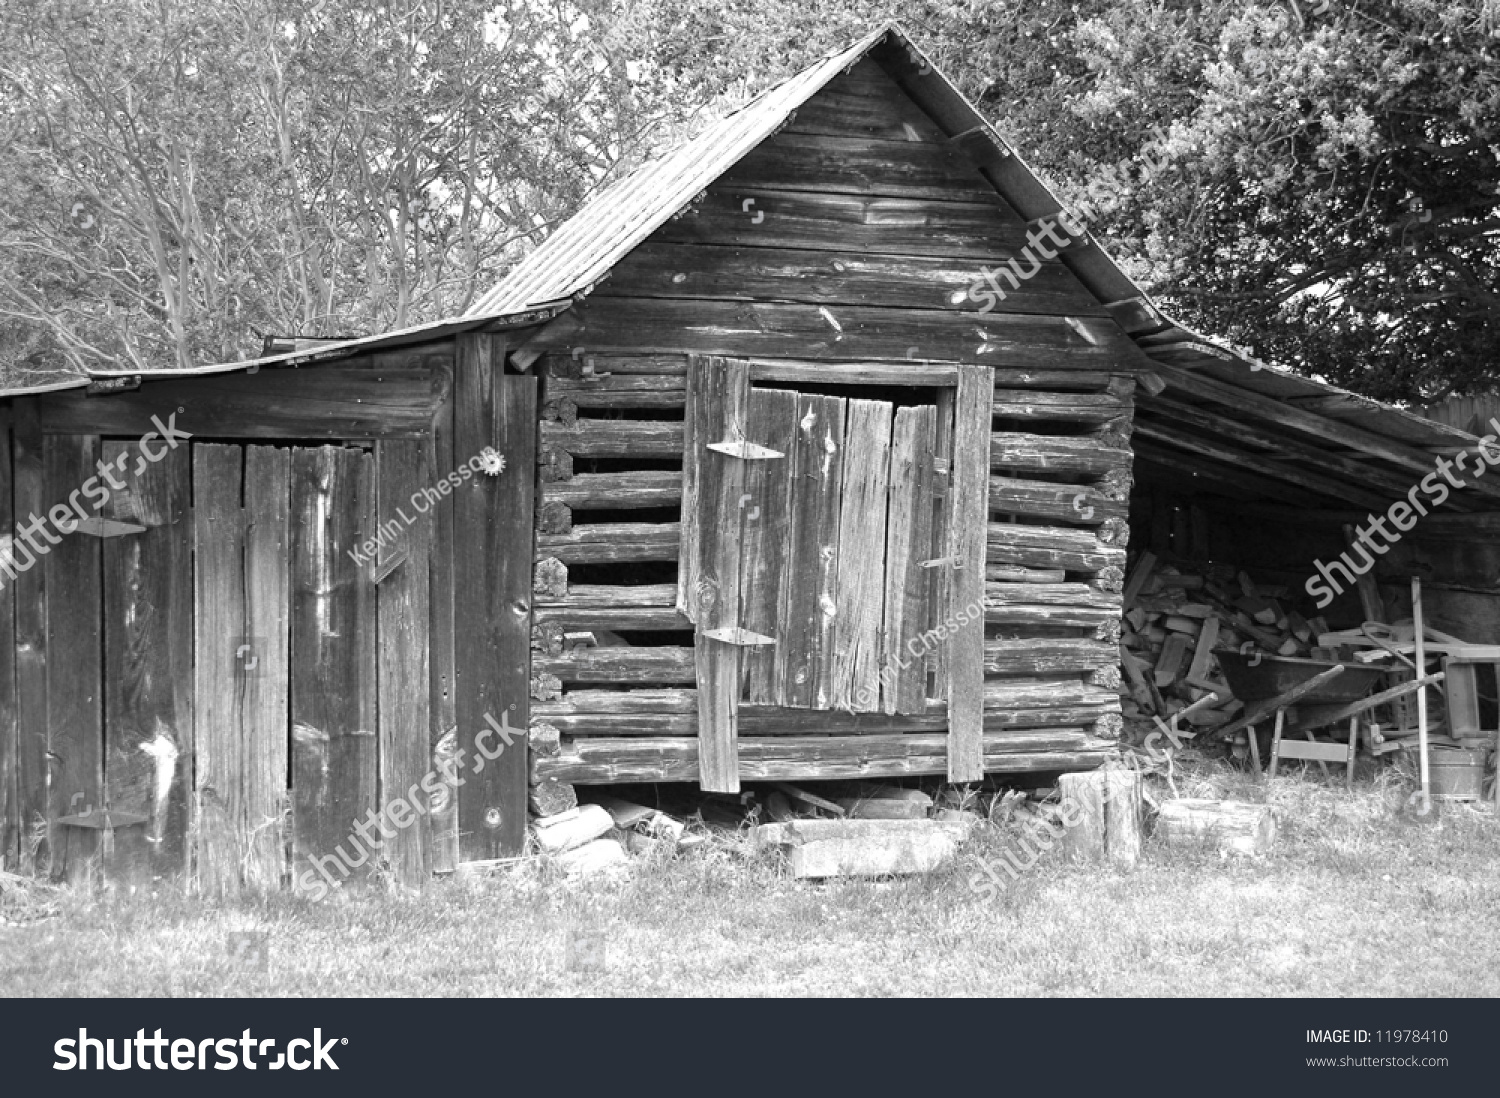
[[0, 341, 540, 879], [529, 57, 1129, 785]]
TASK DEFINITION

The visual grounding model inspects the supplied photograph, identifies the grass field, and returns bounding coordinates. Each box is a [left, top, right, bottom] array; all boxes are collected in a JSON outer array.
[[3, 760, 1497, 997]]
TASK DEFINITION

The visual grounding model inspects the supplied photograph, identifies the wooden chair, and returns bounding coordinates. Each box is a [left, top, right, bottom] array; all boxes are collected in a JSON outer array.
[[1269, 710, 1358, 791]]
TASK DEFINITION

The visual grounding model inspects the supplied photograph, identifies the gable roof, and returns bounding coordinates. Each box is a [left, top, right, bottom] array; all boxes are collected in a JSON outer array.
[[472, 23, 1482, 463]]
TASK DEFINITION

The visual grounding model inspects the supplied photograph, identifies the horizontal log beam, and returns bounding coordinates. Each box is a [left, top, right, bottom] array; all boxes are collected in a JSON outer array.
[[987, 523, 1126, 572], [534, 646, 696, 684], [532, 606, 690, 631], [989, 475, 1127, 524], [536, 584, 678, 609], [540, 419, 685, 458], [537, 522, 681, 564], [543, 470, 682, 509], [992, 379, 1132, 422], [719, 132, 1010, 203], [597, 242, 1104, 317], [990, 432, 1132, 476], [534, 732, 1115, 783], [529, 297, 1144, 368], [654, 187, 1033, 258], [983, 638, 1117, 674]]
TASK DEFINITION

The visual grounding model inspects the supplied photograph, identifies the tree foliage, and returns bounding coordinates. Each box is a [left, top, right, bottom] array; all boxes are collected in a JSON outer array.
[[0, 0, 664, 378]]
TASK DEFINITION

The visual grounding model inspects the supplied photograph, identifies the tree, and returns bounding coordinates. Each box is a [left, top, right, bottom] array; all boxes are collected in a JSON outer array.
[[0, 0, 670, 379]]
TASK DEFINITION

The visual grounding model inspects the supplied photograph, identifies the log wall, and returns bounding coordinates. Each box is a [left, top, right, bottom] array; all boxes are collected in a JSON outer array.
[[527, 57, 1132, 786]]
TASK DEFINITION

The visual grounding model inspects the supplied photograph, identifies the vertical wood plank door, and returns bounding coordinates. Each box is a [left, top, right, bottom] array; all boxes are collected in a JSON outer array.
[[290, 445, 378, 893], [683, 359, 969, 787]]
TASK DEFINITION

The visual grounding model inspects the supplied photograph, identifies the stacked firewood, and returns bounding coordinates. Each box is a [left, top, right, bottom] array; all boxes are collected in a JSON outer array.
[[1118, 551, 1329, 744]]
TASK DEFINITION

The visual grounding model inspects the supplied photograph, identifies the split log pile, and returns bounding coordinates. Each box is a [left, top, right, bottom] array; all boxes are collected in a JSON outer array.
[[1117, 551, 1330, 754]]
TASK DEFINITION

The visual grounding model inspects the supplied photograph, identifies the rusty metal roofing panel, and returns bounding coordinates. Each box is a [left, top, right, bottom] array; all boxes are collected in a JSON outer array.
[[80, 305, 563, 383], [465, 25, 894, 316]]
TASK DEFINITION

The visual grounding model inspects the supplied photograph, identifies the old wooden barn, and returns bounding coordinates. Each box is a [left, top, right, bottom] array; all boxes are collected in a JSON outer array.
[[2, 24, 1497, 890]]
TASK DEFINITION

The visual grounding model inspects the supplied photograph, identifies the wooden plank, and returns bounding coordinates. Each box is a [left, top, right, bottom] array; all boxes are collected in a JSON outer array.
[[534, 733, 1114, 784], [783, 60, 948, 142], [427, 390, 459, 875], [654, 187, 1033, 258], [539, 298, 1141, 368], [453, 335, 535, 860], [540, 419, 684, 459], [0, 426, 13, 867], [990, 432, 1133, 475], [883, 406, 936, 714], [776, 393, 846, 708], [948, 365, 992, 782], [927, 387, 956, 704], [538, 522, 680, 564], [192, 444, 246, 897], [741, 388, 798, 705], [749, 359, 957, 387], [832, 399, 893, 711], [37, 368, 442, 439], [543, 470, 681, 509], [720, 131, 1005, 202], [290, 446, 377, 891], [43, 435, 103, 881], [686, 357, 754, 792], [535, 646, 697, 684], [242, 447, 291, 890], [989, 475, 1127, 524], [377, 439, 431, 889], [101, 440, 193, 885], [10, 402, 46, 872], [598, 243, 1103, 317]]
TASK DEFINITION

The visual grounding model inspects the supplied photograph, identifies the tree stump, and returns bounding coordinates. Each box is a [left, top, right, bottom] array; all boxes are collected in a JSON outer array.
[[1058, 769, 1142, 865]]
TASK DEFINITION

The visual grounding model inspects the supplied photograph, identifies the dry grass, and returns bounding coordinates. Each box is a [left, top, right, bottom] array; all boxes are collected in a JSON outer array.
[[2, 757, 1497, 997]]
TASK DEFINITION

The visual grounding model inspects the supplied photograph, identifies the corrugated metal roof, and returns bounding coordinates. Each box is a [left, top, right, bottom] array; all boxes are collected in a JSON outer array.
[[465, 25, 897, 315], [0, 304, 565, 398]]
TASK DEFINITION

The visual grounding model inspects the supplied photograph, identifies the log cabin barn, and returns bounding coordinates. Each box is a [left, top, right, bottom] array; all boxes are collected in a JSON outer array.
[[1, 23, 1498, 891]]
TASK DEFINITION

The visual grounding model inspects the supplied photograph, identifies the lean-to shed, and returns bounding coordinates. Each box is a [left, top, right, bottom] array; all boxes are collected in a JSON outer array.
[[2, 24, 1497, 889]]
